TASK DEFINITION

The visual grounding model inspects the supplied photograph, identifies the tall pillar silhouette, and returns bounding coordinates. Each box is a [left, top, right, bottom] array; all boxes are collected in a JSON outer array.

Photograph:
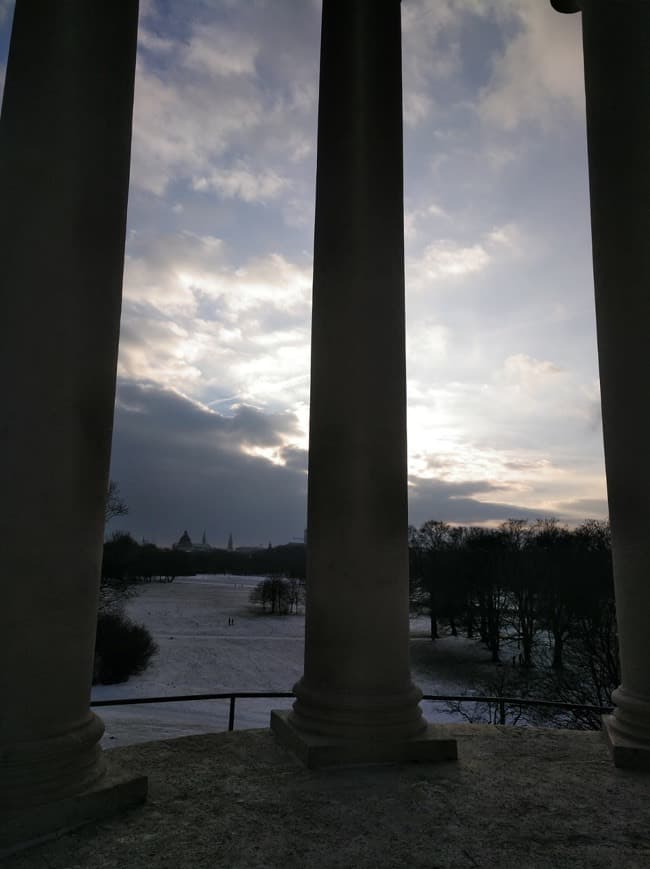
[[552, 0, 650, 769], [0, 1, 146, 851], [272, 0, 456, 766]]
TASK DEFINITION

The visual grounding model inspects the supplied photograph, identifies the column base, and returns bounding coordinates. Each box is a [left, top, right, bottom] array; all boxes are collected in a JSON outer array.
[[602, 714, 650, 771], [271, 709, 457, 769], [0, 762, 148, 858], [1, 713, 108, 810]]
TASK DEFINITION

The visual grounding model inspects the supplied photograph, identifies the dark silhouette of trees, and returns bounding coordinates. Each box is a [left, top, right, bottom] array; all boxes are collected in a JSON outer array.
[[411, 520, 450, 640], [529, 518, 575, 670], [498, 519, 536, 667], [99, 532, 306, 603], [470, 527, 509, 662], [181, 542, 306, 580], [409, 516, 619, 727], [555, 519, 618, 722], [100, 532, 191, 603], [94, 611, 158, 684], [102, 531, 140, 582], [249, 576, 305, 614]]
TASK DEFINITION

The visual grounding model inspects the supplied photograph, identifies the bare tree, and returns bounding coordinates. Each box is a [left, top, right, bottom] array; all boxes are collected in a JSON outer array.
[[415, 520, 451, 640], [249, 576, 304, 615], [105, 479, 129, 526], [445, 668, 528, 726]]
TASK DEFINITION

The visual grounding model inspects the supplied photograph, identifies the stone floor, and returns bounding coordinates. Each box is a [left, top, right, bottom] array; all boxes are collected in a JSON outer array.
[[5, 724, 650, 869]]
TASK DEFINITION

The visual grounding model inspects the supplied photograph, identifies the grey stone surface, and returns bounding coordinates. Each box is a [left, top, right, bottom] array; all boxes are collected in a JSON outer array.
[[0, 768, 147, 858], [0, 0, 139, 812], [575, 0, 650, 761], [4, 725, 650, 869], [603, 715, 650, 771], [271, 710, 457, 768], [295, 0, 423, 745]]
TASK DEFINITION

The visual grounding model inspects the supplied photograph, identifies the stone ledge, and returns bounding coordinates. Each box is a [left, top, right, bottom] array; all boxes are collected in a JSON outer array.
[[271, 709, 457, 768], [602, 714, 650, 771], [0, 762, 147, 858]]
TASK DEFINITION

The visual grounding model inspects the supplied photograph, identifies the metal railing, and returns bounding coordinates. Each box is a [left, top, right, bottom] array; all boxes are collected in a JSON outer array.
[[92, 691, 295, 732], [91, 691, 613, 731], [421, 694, 613, 726]]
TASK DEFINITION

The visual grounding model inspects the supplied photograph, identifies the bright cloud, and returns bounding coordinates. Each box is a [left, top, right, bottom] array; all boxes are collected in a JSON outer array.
[[119, 232, 312, 419], [479, 3, 584, 130], [131, 63, 265, 195], [401, 0, 461, 128], [418, 240, 491, 280], [407, 222, 522, 289], [181, 25, 259, 79], [192, 165, 289, 202], [501, 353, 564, 389], [130, 5, 319, 198]]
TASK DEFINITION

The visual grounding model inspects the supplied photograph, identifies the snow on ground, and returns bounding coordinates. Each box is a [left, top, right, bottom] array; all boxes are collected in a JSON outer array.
[[92, 575, 490, 749]]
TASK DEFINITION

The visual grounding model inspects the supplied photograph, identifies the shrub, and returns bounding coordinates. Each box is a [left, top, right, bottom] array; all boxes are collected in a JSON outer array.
[[93, 610, 158, 684]]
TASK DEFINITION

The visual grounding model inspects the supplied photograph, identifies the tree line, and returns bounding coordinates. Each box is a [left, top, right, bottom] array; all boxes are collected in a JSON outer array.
[[101, 532, 306, 591], [409, 517, 618, 727], [102, 480, 306, 588]]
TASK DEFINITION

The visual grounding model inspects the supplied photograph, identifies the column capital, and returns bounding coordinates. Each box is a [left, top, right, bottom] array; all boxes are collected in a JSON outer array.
[[550, 0, 581, 11], [551, 0, 650, 11]]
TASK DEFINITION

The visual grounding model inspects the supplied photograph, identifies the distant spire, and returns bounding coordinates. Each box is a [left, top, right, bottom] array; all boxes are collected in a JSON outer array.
[[202, 529, 207, 546], [227, 532, 234, 551]]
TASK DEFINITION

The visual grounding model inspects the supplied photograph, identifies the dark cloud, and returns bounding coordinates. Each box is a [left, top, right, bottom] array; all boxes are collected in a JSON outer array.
[[408, 476, 559, 527], [224, 403, 300, 447], [279, 444, 309, 472], [501, 458, 549, 472], [115, 380, 300, 446], [554, 498, 609, 520], [109, 379, 307, 547]]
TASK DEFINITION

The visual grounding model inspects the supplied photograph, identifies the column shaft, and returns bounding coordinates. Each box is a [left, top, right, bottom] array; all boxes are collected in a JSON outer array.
[[579, 1, 650, 765], [0, 0, 139, 808], [279, 0, 427, 747]]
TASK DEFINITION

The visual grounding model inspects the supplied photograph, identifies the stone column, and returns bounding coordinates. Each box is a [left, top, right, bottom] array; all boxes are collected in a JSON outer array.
[[0, 1, 146, 850], [552, 0, 650, 770], [271, 0, 456, 767]]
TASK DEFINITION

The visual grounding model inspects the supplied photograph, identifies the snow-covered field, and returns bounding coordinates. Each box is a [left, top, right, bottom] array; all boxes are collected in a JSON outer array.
[[92, 574, 484, 749]]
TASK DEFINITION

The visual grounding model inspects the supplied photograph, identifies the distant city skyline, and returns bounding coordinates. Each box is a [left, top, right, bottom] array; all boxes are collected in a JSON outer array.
[[169, 527, 283, 552], [0, 1, 606, 547]]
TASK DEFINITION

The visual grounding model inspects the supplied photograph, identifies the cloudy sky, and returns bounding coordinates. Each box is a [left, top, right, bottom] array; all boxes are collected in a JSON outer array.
[[0, 0, 607, 547]]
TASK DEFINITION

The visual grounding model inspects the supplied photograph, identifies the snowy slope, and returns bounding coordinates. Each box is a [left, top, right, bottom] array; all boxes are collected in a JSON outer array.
[[92, 575, 472, 748]]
